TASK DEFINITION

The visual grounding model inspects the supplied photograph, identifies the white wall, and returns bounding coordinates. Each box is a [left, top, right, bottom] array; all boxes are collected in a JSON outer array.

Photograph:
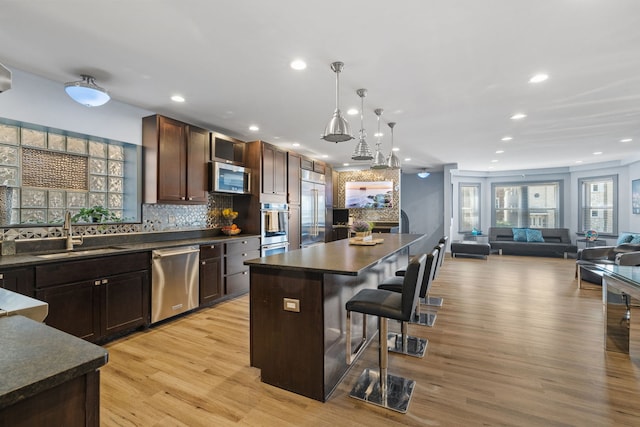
[[0, 68, 151, 145]]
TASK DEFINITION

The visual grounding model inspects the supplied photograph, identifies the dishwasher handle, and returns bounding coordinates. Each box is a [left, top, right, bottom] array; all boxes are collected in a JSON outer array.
[[152, 247, 200, 259]]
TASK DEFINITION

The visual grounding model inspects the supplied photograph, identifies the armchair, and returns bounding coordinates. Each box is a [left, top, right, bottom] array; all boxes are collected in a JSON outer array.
[[576, 243, 640, 288]]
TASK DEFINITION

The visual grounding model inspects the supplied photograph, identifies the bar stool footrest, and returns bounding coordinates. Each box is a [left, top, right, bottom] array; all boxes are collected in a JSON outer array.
[[349, 368, 416, 413], [387, 332, 427, 357], [411, 311, 437, 327], [424, 296, 443, 307]]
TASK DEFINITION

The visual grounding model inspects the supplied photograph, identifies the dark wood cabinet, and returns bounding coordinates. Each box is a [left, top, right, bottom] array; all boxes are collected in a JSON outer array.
[[200, 244, 223, 305], [143, 114, 208, 204], [0, 267, 34, 297], [289, 204, 301, 250], [287, 152, 301, 205], [332, 227, 349, 241], [262, 143, 287, 197], [224, 237, 260, 296], [35, 253, 150, 343], [211, 132, 245, 165]]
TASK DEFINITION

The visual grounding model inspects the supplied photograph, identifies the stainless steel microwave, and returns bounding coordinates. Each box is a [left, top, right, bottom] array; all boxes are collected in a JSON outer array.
[[209, 162, 251, 194]]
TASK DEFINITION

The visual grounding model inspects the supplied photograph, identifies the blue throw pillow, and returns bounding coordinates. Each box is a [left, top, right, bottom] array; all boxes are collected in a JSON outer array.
[[526, 229, 545, 242], [512, 228, 528, 242], [617, 233, 634, 245], [630, 235, 640, 245]]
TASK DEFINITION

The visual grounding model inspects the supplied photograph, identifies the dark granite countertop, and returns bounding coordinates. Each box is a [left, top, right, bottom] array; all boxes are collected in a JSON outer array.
[[0, 315, 108, 409], [245, 233, 425, 275], [0, 232, 260, 269]]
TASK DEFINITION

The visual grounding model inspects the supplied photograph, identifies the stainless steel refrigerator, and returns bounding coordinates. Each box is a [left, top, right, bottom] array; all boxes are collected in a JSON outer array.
[[301, 169, 325, 248]]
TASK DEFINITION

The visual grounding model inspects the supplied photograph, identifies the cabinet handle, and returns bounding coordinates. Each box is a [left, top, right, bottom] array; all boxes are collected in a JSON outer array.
[[102, 279, 108, 285], [210, 245, 216, 249], [0, 274, 3, 280], [188, 197, 193, 201], [201, 261, 206, 265], [242, 271, 248, 275], [242, 253, 247, 257], [94, 280, 101, 286], [180, 197, 186, 200]]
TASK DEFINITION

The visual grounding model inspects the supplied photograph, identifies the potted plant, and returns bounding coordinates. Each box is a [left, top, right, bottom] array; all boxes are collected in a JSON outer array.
[[71, 206, 119, 223], [351, 220, 373, 239]]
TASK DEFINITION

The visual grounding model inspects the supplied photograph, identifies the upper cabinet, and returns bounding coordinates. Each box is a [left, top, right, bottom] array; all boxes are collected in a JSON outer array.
[[262, 143, 287, 197], [211, 132, 246, 165], [142, 115, 208, 204], [301, 156, 326, 175], [287, 152, 301, 205]]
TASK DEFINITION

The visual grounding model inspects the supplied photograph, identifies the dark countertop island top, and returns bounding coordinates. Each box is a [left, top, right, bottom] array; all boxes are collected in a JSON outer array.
[[245, 233, 425, 275], [0, 315, 108, 409]]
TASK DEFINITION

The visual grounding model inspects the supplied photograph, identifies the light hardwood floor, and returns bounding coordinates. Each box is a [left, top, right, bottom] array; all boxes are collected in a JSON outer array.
[[101, 255, 640, 426]]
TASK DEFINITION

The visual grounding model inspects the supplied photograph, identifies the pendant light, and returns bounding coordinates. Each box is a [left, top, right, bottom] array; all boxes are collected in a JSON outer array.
[[351, 89, 373, 160], [386, 122, 401, 169], [370, 108, 388, 169], [64, 75, 110, 107], [322, 62, 354, 143]]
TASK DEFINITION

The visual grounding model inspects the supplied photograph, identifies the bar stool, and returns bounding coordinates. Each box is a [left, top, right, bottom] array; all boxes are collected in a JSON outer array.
[[424, 236, 448, 307], [345, 254, 426, 413], [379, 247, 439, 339]]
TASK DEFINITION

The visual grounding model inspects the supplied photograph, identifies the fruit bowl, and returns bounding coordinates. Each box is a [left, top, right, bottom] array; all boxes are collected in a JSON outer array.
[[221, 227, 241, 235]]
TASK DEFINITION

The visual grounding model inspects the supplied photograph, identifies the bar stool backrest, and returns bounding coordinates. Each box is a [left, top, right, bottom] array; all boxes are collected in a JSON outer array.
[[438, 236, 449, 268], [401, 254, 427, 320], [419, 248, 440, 298], [432, 243, 445, 280]]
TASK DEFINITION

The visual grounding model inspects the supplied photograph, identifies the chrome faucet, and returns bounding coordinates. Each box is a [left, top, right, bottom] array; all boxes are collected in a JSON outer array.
[[63, 211, 83, 250]]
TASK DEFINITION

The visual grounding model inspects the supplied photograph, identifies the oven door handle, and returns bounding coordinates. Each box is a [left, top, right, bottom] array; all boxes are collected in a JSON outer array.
[[262, 242, 289, 250]]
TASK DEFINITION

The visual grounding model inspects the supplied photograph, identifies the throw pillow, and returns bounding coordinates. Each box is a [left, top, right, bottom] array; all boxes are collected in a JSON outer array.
[[512, 228, 528, 242], [617, 233, 634, 245], [630, 235, 640, 245], [526, 229, 545, 242]]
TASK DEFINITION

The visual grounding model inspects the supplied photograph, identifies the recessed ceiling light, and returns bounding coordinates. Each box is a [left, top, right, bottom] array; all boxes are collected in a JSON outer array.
[[593, 151, 603, 155], [501, 136, 513, 141], [488, 166, 495, 170], [529, 73, 549, 83], [404, 158, 411, 162], [292, 142, 300, 147], [496, 150, 504, 154], [510, 113, 527, 120], [249, 125, 259, 131], [392, 147, 399, 152], [621, 138, 633, 142], [290, 59, 307, 70], [374, 132, 384, 138], [491, 159, 498, 163], [321, 154, 329, 158], [171, 95, 185, 103], [347, 108, 358, 116], [343, 163, 350, 166], [575, 160, 583, 164]]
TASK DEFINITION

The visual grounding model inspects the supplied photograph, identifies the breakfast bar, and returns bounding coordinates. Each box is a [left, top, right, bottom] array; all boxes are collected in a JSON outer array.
[[245, 233, 425, 401]]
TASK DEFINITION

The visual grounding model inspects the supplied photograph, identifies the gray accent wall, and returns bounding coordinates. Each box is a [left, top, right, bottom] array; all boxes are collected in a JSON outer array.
[[401, 171, 444, 255]]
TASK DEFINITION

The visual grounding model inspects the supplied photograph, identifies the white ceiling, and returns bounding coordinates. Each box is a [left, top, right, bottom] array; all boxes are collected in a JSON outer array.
[[2, 0, 640, 173]]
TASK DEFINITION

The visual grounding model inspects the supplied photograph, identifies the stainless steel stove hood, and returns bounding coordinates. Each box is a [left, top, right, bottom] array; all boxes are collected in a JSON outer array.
[[0, 63, 11, 92]]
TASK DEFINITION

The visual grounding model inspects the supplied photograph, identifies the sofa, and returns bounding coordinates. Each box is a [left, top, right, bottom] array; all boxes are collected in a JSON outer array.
[[576, 232, 640, 285], [488, 227, 575, 258]]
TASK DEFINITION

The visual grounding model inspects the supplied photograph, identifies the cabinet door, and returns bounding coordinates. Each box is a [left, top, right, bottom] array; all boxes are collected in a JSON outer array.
[[36, 281, 100, 342], [287, 152, 301, 205], [101, 271, 149, 337], [273, 148, 287, 195], [186, 125, 209, 202], [158, 116, 187, 202], [0, 268, 34, 297], [289, 204, 301, 250], [200, 256, 222, 305], [262, 144, 275, 194]]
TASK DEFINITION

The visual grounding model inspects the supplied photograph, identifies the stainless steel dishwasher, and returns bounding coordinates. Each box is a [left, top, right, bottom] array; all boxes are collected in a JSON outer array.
[[151, 245, 200, 323]]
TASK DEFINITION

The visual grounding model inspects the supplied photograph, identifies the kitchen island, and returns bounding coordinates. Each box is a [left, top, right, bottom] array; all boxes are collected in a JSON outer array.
[[245, 233, 425, 401]]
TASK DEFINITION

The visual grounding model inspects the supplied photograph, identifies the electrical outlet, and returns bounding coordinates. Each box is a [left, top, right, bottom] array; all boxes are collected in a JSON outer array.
[[283, 298, 300, 312]]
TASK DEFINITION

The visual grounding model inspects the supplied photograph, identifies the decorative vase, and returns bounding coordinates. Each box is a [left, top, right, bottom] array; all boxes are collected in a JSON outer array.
[[355, 231, 371, 239]]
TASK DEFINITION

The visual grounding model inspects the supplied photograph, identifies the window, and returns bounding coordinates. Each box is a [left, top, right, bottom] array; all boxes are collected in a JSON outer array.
[[459, 183, 480, 232], [492, 181, 561, 228], [578, 175, 617, 234]]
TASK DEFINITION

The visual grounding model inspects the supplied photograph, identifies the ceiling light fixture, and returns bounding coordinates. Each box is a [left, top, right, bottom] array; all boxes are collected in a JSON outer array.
[[65, 74, 110, 107], [171, 95, 185, 103], [496, 150, 504, 154], [322, 62, 354, 143], [249, 125, 259, 131], [417, 169, 430, 179], [347, 108, 359, 115], [621, 138, 633, 142], [386, 122, 401, 170], [510, 113, 527, 120], [351, 89, 373, 161], [593, 151, 603, 155], [290, 59, 307, 70], [371, 108, 388, 169], [529, 73, 549, 83], [501, 136, 513, 141]]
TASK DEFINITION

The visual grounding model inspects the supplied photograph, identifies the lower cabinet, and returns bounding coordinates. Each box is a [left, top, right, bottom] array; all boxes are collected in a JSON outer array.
[[200, 244, 223, 305], [35, 252, 150, 343], [224, 237, 260, 296], [0, 267, 35, 297]]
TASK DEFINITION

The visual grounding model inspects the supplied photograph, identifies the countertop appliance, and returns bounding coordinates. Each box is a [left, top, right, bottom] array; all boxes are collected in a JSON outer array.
[[301, 170, 326, 248], [151, 245, 199, 323], [208, 161, 251, 194], [261, 203, 289, 256]]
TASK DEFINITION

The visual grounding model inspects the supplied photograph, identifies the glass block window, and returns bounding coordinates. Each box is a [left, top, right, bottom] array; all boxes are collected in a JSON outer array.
[[0, 118, 137, 224]]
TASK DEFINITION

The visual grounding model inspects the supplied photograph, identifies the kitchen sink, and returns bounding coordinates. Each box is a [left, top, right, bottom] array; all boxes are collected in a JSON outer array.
[[35, 246, 129, 259]]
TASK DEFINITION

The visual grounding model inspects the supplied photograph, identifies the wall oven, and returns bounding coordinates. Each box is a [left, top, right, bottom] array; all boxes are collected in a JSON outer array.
[[261, 203, 289, 255], [261, 241, 289, 257]]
